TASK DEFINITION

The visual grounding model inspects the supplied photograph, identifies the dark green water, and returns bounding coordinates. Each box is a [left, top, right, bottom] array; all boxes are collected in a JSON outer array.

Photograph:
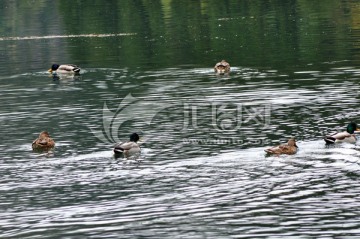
[[1, 0, 360, 238]]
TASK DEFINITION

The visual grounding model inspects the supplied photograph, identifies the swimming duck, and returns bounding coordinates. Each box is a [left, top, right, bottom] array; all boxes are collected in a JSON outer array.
[[48, 64, 81, 74], [264, 138, 298, 155], [32, 131, 55, 150], [113, 133, 140, 156], [324, 122, 360, 144], [214, 60, 230, 74]]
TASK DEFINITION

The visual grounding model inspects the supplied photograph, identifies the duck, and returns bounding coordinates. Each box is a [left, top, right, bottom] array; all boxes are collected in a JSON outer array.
[[264, 138, 298, 155], [113, 133, 141, 156], [214, 60, 230, 74], [324, 122, 360, 144], [48, 64, 81, 74], [32, 131, 55, 150]]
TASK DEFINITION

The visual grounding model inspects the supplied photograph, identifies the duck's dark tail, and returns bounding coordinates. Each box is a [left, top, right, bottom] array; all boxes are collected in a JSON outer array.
[[73, 67, 81, 73], [113, 146, 124, 154], [324, 136, 336, 144]]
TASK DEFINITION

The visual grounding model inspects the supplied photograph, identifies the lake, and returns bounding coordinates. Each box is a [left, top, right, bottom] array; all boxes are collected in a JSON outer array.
[[1, 0, 360, 238]]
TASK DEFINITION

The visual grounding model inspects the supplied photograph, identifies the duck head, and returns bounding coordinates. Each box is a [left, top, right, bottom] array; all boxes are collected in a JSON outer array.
[[48, 64, 60, 73], [287, 138, 298, 147], [39, 131, 51, 138], [346, 122, 360, 134], [129, 133, 140, 142]]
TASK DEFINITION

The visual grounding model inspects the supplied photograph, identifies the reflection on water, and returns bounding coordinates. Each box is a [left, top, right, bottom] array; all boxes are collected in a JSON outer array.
[[1, 0, 360, 238]]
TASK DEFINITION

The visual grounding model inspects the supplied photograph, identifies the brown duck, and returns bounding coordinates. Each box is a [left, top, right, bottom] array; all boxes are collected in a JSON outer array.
[[214, 60, 230, 74], [32, 131, 55, 150], [264, 138, 298, 155]]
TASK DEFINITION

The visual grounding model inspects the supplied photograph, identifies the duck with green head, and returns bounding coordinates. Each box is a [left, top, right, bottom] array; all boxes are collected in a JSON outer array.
[[265, 138, 298, 155], [113, 133, 141, 157], [324, 122, 360, 144]]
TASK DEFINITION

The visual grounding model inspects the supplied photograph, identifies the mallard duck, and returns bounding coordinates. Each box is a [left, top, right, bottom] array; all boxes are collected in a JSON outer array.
[[113, 133, 140, 156], [324, 122, 360, 144], [32, 131, 55, 150], [214, 60, 230, 74], [264, 138, 298, 155], [48, 64, 81, 74]]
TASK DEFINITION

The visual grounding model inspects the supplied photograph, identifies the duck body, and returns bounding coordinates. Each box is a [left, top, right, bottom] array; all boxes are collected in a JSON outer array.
[[265, 138, 298, 155], [324, 122, 360, 144], [48, 64, 81, 74], [113, 133, 140, 157], [32, 131, 55, 150], [214, 60, 230, 74]]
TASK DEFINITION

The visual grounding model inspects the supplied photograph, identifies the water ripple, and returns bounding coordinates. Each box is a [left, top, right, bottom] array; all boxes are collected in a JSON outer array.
[[1, 66, 360, 238]]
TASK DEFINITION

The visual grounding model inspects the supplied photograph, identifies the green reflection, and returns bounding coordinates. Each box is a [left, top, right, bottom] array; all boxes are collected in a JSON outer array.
[[0, 0, 359, 72]]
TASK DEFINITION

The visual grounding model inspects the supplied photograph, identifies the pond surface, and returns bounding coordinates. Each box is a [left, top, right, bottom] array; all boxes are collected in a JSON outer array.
[[1, 0, 360, 238]]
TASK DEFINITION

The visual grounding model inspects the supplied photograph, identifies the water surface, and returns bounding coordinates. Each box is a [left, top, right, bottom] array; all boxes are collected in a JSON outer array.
[[1, 1, 360, 238]]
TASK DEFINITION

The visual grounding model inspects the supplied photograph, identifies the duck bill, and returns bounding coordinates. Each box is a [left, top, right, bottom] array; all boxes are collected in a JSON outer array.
[[355, 128, 360, 133], [48, 68, 52, 72]]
